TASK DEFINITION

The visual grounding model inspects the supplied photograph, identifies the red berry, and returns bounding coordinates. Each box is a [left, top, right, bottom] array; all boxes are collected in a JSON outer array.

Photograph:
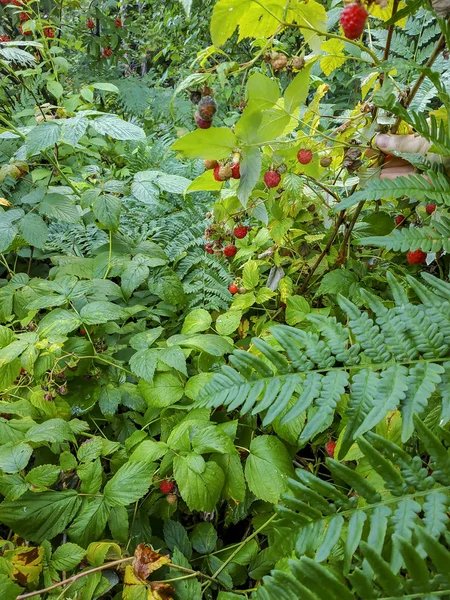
[[86, 17, 95, 29], [426, 203, 436, 215], [213, 164, 223, 182], [19, 11, 29, 21], [205, 244, 214, 254], [79, 328, 86, 335], [19, 24, 31, 35], [224, 244, 237, 258], [194, 111, 211, 129], [43, 27, 54, 38], [20, 368, 26, 375], [297, 148, 313, 165], [0, 0, 10, 3], [340, 3, 368, 40], [12, 0, 23, 5], [325, 441, 336, 458], [231, 162, 241, 179], [395, 215, 405, 226], [407, 249, 427, 264], [159, 480, 175, 495], [264, 170, 281, 189], [101, 47, 112, 58], [229, 283, 239, 294], [233, 226, 248, 239], [0, 35, 10, 42], [114, 17, 122, 27]]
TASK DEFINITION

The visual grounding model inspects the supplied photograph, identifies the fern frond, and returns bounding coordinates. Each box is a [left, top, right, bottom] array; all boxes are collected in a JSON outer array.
[[197, 272, 450, 447], [359, 218, 450, 253]]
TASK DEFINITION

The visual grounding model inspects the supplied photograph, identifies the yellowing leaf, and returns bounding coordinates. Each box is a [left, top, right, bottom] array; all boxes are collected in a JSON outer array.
[[370, 0, 407, 27], [320, 39, 347, 76], [237, 0, 285, 42], [361, 72, 380, 100], [293, 0, 327, 53], [0, 198, 12, 207], [4, 545, 44, 584]]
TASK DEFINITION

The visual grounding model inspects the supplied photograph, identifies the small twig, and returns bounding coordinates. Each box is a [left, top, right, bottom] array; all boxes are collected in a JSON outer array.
[[16, 557, 134, 599], [383, 0, 400, 63]]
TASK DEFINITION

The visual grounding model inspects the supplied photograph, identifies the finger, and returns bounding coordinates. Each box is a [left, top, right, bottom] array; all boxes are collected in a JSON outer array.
[[381, 157, 410, 168], [380, 166, 415, 180], [375, 134, 431, 156]]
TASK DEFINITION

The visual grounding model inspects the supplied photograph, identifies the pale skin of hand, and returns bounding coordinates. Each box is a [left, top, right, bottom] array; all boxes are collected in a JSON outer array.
[[375, 133, 450, 179]]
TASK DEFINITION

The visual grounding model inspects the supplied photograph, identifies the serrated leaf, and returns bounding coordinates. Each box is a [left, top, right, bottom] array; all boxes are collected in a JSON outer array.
[[104, 461, 155, 506], [90, 115, 145, 141]]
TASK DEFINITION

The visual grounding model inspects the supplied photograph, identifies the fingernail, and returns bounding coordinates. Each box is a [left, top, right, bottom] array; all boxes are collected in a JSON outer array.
[[376, 134, 392, 151]]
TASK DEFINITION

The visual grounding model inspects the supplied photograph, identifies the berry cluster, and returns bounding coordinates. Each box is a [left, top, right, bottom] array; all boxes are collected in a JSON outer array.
[[43, 26, 54, 38], [86, 17, 95, 29], [204, 154, 241, 183], [263, 51, 306, 72], [114, 17, 122, 27], [0, 34, 9, 42], [101, 46, 112, 58], [194, 95, 217, 129], [204, 215, 249, 260]]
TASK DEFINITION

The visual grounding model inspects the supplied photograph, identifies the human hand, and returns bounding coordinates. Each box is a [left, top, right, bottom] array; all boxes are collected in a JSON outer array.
[[374, 133, 450, 179]]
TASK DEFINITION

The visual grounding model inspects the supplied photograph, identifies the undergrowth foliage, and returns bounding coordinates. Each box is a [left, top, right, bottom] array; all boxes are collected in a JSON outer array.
[[0, 0, 450, 598]]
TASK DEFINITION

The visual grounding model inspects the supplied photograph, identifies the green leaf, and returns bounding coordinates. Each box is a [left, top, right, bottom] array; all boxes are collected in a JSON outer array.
[[245, 435, 294, 503], [192, 426, 236, 455], [51, 543, 86, 571], [39, 193, 81, 223], [285, 296, 310, 325], [172, 128, 237, 160], [108, 506, 129, 544], [25, 465, 60, 488], [18, 213, 48, 248], [245, 73, 280, 112], [139, 372, 184, 408], [129, 349, 158, 382], [121, 259, 150, 298], [182, 308, 212, 334], [174, 455, 225, 511], [98, 385, 121, 418], [68, 498, 110, 548], [47, 79, 64, 99], [129, 440, 168, 462], [0, 490, 81, 543], [91, 82, 120, 93], [26, 123, 59, 156], [80, 301, 124, 325], [91, 115, 145, 141], [168, 334, 233, 356], [0, 442, 33, 473], [93, 194, 121, 230], [26, 418, 75, 443], [190, 522, 218, 554], [0, 574, 23, 600], [211, 453, 246, 502], [104, 460, 155, 506], [237, 146, 261, 207], [158, 347, 187, 376], [216, 311, 242, 336], [164, 520, 193, 559]]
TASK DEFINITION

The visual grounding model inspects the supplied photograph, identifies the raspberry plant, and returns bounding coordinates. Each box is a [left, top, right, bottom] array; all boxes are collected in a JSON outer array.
[[0, 0, 450, 598]]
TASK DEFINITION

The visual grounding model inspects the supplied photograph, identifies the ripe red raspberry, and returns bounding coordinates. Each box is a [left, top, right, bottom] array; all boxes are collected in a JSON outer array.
[[407, 249, 427, 264], [0, 0, 10, 3], [159, 480, 175, 495], [0, 35, 10, 42], [101, 47, 112, 58], [86, 17, 95, 29], [340, 3, 368, 40], [395, 215, 405, 226], [195, 111, 211, 129], [114, 17, 122, 27], [43, 27, 54, 38], [79, 328, 86, 335], [205, 243, 214, 254], [325, 441, 336, 458], [231, 162, 240, 179], [224, 244, 237, 258], [297, 148, 313, 164], [264, 170, 281, 189], [229, 283, 239, 294], [198, 96, 217, 121], [213, 165, 223, 181], [19, 11, 30, 21], [426, 203, 436, 215], [234, 226, 248, 239]]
